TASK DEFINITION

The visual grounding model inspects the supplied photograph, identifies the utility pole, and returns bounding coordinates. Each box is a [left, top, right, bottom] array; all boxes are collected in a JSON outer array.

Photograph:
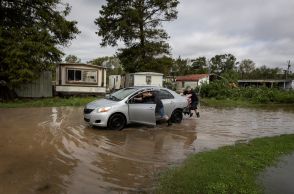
[[286, 60, 291, 80]]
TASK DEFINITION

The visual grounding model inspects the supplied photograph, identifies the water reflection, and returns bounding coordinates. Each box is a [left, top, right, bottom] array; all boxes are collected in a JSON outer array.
[[0, 106, 294, 193]]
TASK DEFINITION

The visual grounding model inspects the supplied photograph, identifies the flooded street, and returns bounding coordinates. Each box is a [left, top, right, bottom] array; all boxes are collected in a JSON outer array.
[[0, 106, 294, 193]]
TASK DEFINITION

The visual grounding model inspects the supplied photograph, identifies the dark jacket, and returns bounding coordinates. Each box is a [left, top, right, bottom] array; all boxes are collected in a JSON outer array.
[[190, 91, 199, 104], [153, 92, 163, 112]]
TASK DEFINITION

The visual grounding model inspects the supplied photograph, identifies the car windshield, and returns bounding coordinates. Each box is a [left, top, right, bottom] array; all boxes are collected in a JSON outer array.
[[106, 88, 138, 101]]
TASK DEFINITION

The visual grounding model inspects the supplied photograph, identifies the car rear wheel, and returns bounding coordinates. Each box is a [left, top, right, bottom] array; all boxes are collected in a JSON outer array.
[[107, 113, 126, 130], [170, 109, 183, 123]]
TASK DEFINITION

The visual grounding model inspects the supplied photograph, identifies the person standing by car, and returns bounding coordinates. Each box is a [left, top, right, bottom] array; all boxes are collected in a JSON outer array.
[[187, 87, 200, 118], [181, 89, 193, 117], [151, 91, 172, 126]]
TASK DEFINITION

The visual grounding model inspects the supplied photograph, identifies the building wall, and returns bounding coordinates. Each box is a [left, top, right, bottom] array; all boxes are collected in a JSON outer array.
[[133, 75, 163, 86], [151, 75, 163, 86], [15, 71, 52, 97], [176, 76, 209, 90], [55, 86, 106, 93], [109, 75, 121, 90], [199, 77, 209, 85]]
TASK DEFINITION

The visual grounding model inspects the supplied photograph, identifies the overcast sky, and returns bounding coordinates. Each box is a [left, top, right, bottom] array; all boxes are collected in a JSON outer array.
[[62, 0, 294, 69]]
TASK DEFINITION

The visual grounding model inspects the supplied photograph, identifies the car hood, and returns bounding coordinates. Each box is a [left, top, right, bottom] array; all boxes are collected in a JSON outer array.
[[86, 98, 118, 109]]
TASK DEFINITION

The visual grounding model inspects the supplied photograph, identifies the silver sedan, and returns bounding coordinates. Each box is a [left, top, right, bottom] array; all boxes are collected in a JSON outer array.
[[84, 86, 188, 130]]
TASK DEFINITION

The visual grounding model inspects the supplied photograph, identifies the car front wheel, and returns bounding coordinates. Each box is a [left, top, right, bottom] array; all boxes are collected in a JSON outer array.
[[170, 109, 183, 123], [107, 113, 126, 130]]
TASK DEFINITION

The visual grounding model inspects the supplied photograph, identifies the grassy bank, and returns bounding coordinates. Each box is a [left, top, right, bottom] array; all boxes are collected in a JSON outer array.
[[200, 98, 294, 108], [157, 134, 294, 194], [0, 96, 99, 108]]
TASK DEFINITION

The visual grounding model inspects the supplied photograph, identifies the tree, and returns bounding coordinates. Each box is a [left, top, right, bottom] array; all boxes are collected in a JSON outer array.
[[173, 56, 190, 76], [95, 0, 179, 73], [90, 56, 123, 75], [250, 65, 283, 79], [239, 59, 255, 78], [210, 54, 237, 75], [65, 55, 81, 63], [192, 57, 206, 69], [191, 57, 209, 74], [0, 0, 79, 87]]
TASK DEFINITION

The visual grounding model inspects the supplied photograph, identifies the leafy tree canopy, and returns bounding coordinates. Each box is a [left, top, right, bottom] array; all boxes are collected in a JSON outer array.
[[192, 57, 207, 69], [95, 0, 179, 73], [65, 55, 81, 63], [0, 0, 79, 87], [210, 54, 237, 75], [89, 56, 123, 75], [238, 59, 255, 79]]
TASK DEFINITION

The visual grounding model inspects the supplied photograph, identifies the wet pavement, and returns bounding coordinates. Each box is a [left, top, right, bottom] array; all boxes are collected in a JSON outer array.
[[0, 106, 294, 193]]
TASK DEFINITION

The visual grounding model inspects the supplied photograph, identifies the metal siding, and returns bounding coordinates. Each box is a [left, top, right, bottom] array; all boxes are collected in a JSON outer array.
[[15, 71, 53, 97]]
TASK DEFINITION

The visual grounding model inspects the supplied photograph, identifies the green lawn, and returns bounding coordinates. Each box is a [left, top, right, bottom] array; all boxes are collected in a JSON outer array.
[[0, 96, 100, 108], [157, 134, 294, 194]]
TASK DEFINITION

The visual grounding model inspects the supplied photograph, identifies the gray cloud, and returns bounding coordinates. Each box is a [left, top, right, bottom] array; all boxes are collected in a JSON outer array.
[[62, 0, 294, 68]]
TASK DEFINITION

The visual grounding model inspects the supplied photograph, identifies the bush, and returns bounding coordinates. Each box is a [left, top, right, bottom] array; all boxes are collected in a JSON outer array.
[[199, 81, 294, 104]]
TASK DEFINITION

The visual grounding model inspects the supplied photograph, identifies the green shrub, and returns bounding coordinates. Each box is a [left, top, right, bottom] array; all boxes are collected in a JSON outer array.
[[200, 81, 294, 104]]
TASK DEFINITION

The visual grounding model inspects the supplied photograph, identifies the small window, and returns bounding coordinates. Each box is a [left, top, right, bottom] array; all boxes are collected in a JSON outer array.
[[67, 69, 97, 83], [75, 70, 81, 81], [146, 76, 151, 85], [159, 89, 174, 99], [67, 69, 81, 81], [68, 70, 75, 81], [83, 70, 97, 83]]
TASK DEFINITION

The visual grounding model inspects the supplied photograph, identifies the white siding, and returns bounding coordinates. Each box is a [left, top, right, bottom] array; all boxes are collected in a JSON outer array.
[[151, 76, 163, 86], [56, 86, 106, 93], [134, 74, 146, 86], [109, 75, 121, 89], [133, 75, 163, 86]]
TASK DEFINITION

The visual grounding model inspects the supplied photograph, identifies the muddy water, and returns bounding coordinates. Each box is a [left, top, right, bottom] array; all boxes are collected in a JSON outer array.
[[0, 107, 294, 193]]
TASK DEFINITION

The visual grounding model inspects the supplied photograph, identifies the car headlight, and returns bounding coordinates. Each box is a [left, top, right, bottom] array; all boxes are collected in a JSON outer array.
[[97, 107, 111, 113]]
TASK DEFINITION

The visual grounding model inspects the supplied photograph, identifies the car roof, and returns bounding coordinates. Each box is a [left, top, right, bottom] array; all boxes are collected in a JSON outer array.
[[127, 86, 160, 90]]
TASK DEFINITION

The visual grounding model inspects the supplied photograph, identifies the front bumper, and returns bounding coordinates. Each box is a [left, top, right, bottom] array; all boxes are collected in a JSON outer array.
[[84, 111, 110, 127]]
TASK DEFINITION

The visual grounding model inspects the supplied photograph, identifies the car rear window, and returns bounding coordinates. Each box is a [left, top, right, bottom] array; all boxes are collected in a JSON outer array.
[[159, 89, 174, 99]]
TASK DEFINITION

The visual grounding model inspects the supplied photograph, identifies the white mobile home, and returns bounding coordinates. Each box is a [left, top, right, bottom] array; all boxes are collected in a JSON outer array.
[[109, 75, 122, 90], [124, 72, 163, 87], [55, 63, 107, 95]]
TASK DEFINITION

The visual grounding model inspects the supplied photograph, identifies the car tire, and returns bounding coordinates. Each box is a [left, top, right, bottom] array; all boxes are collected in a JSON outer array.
[[107, 113, 126, 130], [170, 109, 183, 123]]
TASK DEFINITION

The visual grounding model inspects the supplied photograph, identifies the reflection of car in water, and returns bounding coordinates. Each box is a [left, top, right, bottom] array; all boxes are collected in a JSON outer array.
[[84, 86, 188, 130]]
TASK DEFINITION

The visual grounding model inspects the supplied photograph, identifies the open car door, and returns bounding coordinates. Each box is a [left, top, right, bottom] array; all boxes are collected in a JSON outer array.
[[128, 92, 156, 126]]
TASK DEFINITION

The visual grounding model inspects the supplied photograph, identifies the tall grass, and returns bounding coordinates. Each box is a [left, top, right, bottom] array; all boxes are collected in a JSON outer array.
[[199, 81, 294, 104]]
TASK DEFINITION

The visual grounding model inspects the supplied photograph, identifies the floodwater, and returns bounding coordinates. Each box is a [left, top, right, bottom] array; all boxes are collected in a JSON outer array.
[[0, 106, 294, 193], [259, 151, 294, 194]]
